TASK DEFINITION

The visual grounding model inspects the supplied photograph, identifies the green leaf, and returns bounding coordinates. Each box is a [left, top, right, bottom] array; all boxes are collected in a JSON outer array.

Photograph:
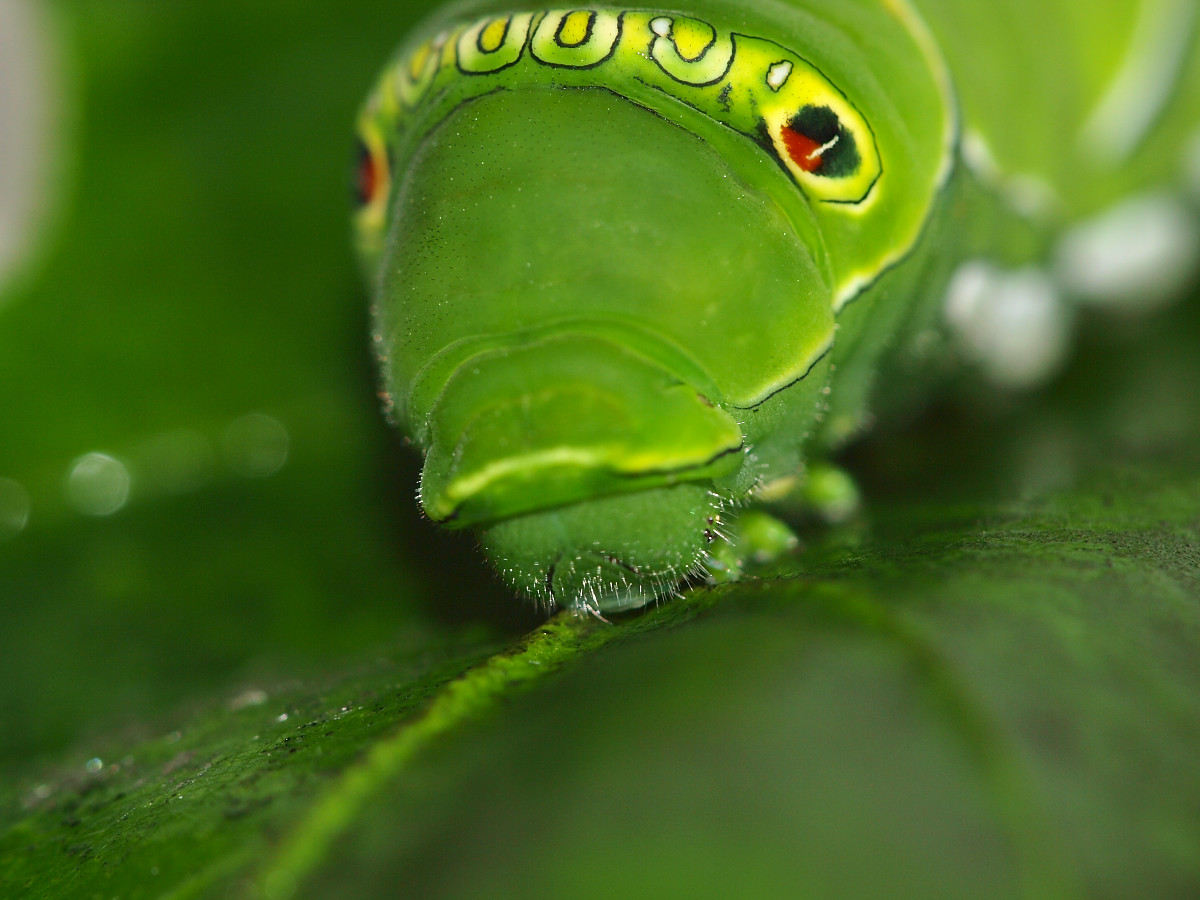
[[4, 458, 1200, 898]]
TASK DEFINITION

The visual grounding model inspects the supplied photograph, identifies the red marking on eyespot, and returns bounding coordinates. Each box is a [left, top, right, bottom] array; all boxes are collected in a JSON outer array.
[[358, 147, 382, 205], [782, 126, 824, 173]]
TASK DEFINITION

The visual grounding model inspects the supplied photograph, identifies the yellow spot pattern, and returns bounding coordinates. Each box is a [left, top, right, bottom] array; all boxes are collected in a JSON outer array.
[[480, 18, 509, 53], [559, 10, 592, 46], [672, 17, 715, 62]]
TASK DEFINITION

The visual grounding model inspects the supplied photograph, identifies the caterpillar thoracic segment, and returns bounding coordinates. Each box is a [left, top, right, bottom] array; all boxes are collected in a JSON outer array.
[[355, 1, 1200, 613], [355, 8, 913, 309]]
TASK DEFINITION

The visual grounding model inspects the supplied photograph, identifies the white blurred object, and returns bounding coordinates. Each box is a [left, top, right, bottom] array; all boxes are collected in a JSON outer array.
[[0, 476, 30, 539], [66, 453, 132, 517], [944, 261, 1072, 389], [1054, 193, 1200, 310], [222, 413, 290, 478], [960, 130, 1059, 220], [0, 0, 61, 299]]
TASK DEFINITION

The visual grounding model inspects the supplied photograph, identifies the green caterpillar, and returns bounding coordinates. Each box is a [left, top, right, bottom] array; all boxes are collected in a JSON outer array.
[[355, 1, 1200, 613]]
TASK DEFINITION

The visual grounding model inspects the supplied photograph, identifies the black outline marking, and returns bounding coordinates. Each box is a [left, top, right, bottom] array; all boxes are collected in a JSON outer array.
[[555, 9, 595, 48], [456, 15, 530, 77], [610, 442, 745, 479], [434, 438, 745, 525], [648, 15, 734, 87], [477, 16, 511, 54], [396, 35, 446, 110], [672, 17, 717, 63], [833, 153, 960, 309], [530, 10, 624, 71], [730, 344, 832, 410], [765, 60, 791, 92]]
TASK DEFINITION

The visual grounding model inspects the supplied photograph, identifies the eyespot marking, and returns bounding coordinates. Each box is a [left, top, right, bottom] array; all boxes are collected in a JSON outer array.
[[763, 90, 880, 205], [351, 116, 392, 261], [782, 106, 860, 178], [354, 138, 379, 207]]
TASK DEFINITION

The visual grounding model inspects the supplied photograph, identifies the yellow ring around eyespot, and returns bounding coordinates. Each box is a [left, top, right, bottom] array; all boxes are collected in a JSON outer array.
[[759, 74, 882, 207], [353, 116, 391, 258]]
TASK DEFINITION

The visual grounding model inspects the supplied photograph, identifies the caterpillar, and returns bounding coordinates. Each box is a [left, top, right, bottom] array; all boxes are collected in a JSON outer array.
[[354, 1, 1200, 614]]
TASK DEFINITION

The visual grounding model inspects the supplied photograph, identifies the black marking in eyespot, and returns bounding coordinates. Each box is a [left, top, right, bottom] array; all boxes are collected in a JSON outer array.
[[787, 105, 861, 178], [756, 118, 881, 206], [352, 137, 376, 207], [732, 345, 832, 410], [555, 10, 595, 48]]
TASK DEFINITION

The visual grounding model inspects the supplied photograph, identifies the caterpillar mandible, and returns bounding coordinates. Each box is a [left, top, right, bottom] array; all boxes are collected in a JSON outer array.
[[354, 1, 1200, 614]]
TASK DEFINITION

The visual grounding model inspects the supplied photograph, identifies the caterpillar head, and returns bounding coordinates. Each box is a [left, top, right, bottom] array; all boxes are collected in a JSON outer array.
[[353, 7, 948, 612], [365, 85, 830, 612]]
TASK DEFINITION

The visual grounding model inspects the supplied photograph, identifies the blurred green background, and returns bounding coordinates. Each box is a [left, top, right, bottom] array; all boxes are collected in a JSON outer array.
[[2, 2, 1200, 897], [0, 0, 547, 778]]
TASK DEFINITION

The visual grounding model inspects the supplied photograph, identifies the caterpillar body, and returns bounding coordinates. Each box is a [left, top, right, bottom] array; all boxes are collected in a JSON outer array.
[[354, 1, 1200, 613]]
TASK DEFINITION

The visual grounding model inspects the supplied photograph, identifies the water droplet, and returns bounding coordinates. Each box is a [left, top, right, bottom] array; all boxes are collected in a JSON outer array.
[[0, 477, 30, 539], [222, 413, 289, 478], [228, 688, 268, 710], [66, 453, 131, 516], [85, 757, 103, 773], [275, 712, 289, 723]]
